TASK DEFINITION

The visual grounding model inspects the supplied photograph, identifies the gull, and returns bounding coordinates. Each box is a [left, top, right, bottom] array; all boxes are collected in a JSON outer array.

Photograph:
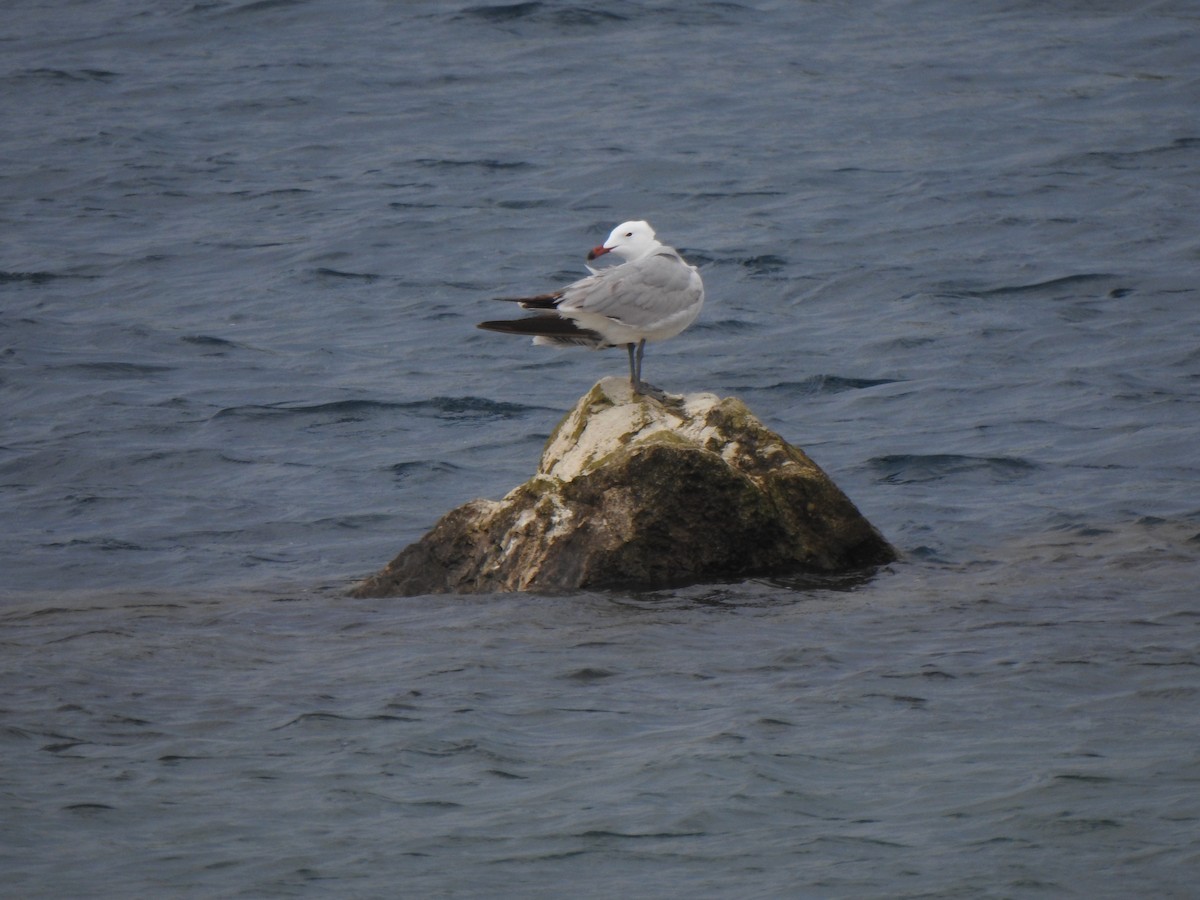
[[477, 220, 704, 396]]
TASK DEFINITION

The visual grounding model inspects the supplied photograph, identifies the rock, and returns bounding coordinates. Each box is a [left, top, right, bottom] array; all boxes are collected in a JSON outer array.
[[351, 378, 896, 597]]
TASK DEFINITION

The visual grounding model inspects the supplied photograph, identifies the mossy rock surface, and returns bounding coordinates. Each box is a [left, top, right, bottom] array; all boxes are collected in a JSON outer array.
[[351, 378, 896, 597]]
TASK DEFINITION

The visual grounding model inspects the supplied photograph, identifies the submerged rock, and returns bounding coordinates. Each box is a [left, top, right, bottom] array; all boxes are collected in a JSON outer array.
[[351, 378, 896, 597]]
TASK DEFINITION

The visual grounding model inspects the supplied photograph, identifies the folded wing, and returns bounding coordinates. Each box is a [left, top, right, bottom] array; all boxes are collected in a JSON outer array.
[[477, 315, 604, 348]]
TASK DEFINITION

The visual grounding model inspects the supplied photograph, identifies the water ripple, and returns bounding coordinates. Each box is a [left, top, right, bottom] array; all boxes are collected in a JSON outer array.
[[870, 453, 1039, 485], [211, 396, 545, 422]]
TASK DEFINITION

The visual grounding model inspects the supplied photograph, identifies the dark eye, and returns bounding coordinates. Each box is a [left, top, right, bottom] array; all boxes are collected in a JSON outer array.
[[624, 232, 633, 237]]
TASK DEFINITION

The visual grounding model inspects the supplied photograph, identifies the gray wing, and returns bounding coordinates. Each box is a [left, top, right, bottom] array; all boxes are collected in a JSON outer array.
[[557, 249, 703, 329]]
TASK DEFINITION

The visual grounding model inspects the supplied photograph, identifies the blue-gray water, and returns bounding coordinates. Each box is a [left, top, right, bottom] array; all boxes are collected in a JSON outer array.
[[2, 1, 1198, 896]]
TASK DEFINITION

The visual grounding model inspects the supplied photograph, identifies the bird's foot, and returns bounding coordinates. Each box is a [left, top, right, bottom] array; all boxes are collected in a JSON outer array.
[[631, 380, 680, 405]]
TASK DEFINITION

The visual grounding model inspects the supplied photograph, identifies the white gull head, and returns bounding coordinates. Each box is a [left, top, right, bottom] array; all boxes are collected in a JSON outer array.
[[587, 220, 661, 263]]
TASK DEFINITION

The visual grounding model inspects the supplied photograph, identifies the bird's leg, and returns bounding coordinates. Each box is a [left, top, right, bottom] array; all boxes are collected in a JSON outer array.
[[627, 339, 669, 401], [627, 340, 648, 393]]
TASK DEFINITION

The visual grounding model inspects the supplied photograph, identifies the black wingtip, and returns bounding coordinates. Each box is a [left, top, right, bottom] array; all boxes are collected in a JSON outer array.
[[492, 292, 562, 310], [477, 320, 515, 333], [477, 316, 603, 343]]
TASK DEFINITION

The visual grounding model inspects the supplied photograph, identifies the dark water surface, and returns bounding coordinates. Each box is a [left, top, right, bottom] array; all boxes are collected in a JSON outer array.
[[3, 1, 1199, 896]]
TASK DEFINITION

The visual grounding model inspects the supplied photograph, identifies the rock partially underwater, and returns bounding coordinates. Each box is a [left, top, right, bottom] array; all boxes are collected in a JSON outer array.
[[352, 378, 896, 597]]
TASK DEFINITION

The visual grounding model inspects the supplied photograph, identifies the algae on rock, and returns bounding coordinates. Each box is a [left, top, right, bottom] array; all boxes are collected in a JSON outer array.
[[351, 378, 895, 597]]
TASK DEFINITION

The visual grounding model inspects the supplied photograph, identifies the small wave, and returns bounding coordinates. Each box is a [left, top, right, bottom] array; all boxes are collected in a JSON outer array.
[[740, 254, 788, 276], [691, 317, 759, 333], [1052, 136, 1200, 170], [46, 629, 134, 644], [575, 829, 706, 841], [413, 157, 534, 171], [690, 190, 786, 201], [486, 768, 528, 780], [964, 274, 1118, 299], [459, 1, 542, 21], [210, 398, 540, 422], [492, 198, 555, 210], [313, 267, 379, 281], [869, 453, 1038, 485], [458, 2, 628, 26], [178, 334, 258, 355], [677, 250, 716, 267], [56, 361, 173, 378], [0, 270, 71, 284], [6, 68, 118, 84], [403, 741, 480, 759], [180, 334, 238, 347], [763, 375, 900, 395], [402, 396, 549, 419], [271, 712, 416, 731], [390, 460, 462, 482], [212, 399, 404, 421], [43, 537, 146, 552], [216, 0, 310, 16], [561, 667, 618, 682]]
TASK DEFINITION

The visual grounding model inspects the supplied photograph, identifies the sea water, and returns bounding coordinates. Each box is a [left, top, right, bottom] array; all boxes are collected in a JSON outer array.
[[2, 1, 1198, 896]]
